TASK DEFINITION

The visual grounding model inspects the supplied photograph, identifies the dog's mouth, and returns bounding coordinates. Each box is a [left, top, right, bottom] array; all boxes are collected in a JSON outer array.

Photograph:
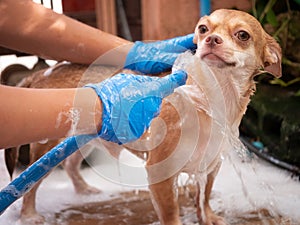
[[201, 52, 236, 67]]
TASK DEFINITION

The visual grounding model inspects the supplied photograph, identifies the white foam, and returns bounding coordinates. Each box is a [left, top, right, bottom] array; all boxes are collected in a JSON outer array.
[[0, 150, 299, 224]]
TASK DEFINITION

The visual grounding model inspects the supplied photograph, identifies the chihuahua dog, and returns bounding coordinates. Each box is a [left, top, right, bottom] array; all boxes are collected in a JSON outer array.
[[10, 9, 281, 225], [145, 9, 281, 225]]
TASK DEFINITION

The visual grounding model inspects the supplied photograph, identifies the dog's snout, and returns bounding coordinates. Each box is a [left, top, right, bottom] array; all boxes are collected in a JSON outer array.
[[205, 35, 223, 46]]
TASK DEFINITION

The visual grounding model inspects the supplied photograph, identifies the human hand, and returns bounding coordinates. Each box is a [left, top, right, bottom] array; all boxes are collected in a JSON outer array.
[[85, 70, 187, 144], [124, 34, 196, 74]]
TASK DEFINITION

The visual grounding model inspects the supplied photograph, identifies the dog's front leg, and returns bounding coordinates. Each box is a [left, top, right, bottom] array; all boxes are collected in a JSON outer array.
[[196, 161, 226, 225], [149, 176, 182, 225], [145, 100, 182, 224]]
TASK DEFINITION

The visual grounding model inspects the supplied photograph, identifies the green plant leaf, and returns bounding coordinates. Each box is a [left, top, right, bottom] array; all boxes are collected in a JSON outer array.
[[295, 89, 300, 96], [259, 0, 277, 22], [270, 77, 300, 87], [270, 78, 289, 87], [266, 9, 278, 27], [293, 0, 300, 5]]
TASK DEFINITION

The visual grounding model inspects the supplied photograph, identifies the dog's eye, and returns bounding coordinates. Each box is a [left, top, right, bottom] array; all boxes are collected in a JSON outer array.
[[236, 30, 250, 41], [198, 25, 209, 34]]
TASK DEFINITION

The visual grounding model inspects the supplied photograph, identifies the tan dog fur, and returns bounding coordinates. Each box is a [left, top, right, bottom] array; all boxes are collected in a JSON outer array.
[[12, 9, 281, 225]]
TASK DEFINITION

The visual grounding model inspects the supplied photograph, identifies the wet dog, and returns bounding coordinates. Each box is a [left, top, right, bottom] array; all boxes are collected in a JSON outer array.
[[9, 9, 281, 225], [146, 9, 281, 225]]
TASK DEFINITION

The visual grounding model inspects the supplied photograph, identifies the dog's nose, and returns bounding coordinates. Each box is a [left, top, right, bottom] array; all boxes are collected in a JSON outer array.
[[205, 34, 223, 46]]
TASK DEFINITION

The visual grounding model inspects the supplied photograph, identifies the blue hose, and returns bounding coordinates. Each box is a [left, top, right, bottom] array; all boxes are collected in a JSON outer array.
[[0, 134, 97, 215], [200, 0, 211, 16]]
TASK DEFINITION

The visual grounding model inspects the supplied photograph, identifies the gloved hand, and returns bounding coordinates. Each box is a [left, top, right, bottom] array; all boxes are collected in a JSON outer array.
[[124, 34, 196, 74], [85, 70, 187, 144]]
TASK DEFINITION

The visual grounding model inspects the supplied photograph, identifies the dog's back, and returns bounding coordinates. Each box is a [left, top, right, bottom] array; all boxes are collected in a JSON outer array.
[[17, 63, 120, 89]]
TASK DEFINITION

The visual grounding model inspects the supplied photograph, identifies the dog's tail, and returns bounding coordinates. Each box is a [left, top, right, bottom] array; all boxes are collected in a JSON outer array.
[[4, 147, 19, 180]]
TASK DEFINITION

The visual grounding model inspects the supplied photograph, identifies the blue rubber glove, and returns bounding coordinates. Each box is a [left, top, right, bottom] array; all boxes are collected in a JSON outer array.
[[85, 70, 187, 144], [124, 34, 196, 74]]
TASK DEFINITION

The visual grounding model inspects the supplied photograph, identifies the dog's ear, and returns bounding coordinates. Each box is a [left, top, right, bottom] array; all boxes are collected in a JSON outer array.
[[263, 34, 282, 78]]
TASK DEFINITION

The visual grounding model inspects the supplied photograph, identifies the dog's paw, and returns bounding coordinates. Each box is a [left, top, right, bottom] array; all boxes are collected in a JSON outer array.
[[76, 185, 101, 195], [18, 213, 45, 225], [202, 214, 227, 225]]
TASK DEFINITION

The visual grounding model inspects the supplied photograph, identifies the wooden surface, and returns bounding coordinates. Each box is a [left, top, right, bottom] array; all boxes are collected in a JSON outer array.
[[141, 0, 252, 41], [95, 0, 117, 35], [54, 189, 293, 225], [141, 0, 200, 40], [211, 0, 252, 12]]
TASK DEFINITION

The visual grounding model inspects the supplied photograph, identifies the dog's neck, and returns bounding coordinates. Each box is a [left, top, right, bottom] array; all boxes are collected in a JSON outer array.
[[175, 52, 256, 137], [212, 66, 255, 131], [185, 64, 255, 138]]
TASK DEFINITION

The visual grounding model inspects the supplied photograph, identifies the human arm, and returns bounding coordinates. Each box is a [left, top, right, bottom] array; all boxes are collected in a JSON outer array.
[[0, 0, 131, 65], [0, 0, 196, 71], [0, 84, 102, 149], [0, 70, 187, 148]]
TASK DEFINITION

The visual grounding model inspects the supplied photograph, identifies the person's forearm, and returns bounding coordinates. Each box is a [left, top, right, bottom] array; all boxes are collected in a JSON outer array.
[[0, 85, 102, 149], [0, 0, 131, 64]]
